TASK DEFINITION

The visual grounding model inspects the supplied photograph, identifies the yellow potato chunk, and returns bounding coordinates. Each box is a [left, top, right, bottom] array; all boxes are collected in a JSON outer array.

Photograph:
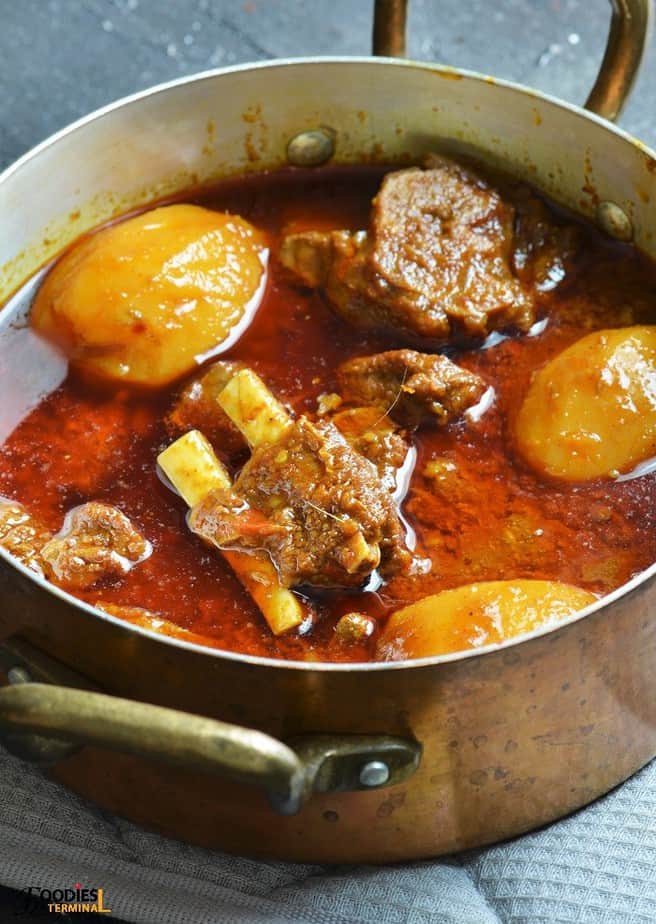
[[31, 204, 267, 387], [377, 580, 596, 660], [515, 326, 656, 481]]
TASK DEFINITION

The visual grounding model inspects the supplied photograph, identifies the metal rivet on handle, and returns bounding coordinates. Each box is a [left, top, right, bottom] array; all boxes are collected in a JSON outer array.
[[359, 760, 391, 787], [596, 200, 633, 242], [287, 128, 336, 167]]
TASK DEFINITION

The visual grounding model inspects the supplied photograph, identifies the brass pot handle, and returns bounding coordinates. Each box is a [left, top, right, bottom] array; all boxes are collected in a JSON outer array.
[[0, 639, 420, 815], [373, 0, 653, 121]]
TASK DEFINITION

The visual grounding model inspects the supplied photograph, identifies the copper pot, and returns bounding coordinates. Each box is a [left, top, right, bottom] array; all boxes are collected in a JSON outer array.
[[0, 0, 655, 863]]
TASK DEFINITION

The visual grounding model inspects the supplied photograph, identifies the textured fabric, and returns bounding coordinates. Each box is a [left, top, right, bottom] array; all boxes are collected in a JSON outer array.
[[0, 745, 654, 924]]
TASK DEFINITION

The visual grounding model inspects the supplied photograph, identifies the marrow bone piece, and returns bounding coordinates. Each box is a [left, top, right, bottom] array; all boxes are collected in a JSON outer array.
[[166, 360, 246, 456], [217, 368, 292, 450], [158, 429, 232, 506], [157, 429, 306, 636]]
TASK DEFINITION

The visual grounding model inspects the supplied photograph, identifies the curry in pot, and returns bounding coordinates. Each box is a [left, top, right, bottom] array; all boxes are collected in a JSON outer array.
[[1, 157, 656, 663]]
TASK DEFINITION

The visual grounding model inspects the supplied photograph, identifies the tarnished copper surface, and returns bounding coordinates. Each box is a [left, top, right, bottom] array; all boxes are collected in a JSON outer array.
[[1, 558, 655, 862]]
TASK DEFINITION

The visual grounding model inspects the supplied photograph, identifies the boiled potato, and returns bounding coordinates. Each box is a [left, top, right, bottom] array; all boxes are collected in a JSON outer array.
[[31, 204, 267, 387], [515, 326, 656, 481], [377, 580, 596, 660]]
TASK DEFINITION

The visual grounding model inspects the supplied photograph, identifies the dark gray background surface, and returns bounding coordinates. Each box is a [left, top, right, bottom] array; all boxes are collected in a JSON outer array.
[[0, 1, 654, 921]]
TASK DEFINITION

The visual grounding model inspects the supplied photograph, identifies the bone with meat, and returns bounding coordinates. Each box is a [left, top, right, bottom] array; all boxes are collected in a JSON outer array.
[[158, 428, 307, 636]]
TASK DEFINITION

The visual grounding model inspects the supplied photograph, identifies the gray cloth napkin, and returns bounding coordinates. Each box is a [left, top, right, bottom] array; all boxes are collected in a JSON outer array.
[[0, 744, 654, 924]]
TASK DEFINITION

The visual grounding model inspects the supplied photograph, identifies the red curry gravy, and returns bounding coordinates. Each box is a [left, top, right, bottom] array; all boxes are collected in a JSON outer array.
[[2, 166, 656, 662]]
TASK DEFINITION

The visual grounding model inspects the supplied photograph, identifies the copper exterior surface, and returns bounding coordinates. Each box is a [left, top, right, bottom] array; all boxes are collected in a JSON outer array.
[[1, 557, 655, 862]]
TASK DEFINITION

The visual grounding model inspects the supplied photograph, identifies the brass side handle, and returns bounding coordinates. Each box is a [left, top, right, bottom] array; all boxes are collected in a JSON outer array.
[[0, 640, 421, 815], [373, 0, 653, 122], [585, 0, 653, 120], [0, 682, 307, 812]]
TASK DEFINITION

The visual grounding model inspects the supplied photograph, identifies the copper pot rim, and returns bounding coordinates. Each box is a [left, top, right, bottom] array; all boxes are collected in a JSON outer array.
[[2, 56, 656, 674]]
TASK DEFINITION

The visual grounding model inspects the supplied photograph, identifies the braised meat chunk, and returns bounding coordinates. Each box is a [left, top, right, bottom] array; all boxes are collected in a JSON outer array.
[[237, 416, 412, 586], [0, 498, 51, 574], [280, 156, 535, 341], [337, 349, 487, 427], [278, 231, 334, 289], [41, 502, 152, 590], [370, 156, 533, 336], [191, 416, 411, 589], [328, 405, 410, 494], [166, 360, 246, 456]]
